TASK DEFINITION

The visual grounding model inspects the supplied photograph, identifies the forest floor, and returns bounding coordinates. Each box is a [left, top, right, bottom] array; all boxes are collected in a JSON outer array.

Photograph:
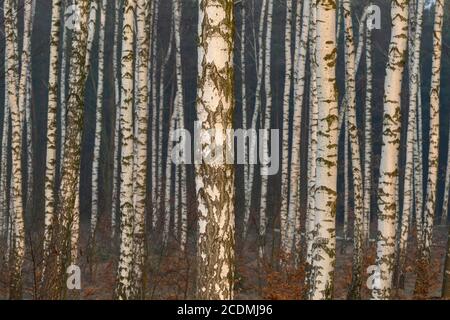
[[0, 225, 448, 300]]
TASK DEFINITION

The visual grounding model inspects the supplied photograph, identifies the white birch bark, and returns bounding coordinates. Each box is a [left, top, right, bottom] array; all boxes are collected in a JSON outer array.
[[111, 0, 121, 238], [196, 0, 235, 300], [4, 0, 25, 299], [90, 0, 107, 239], [259, 0, 274, 259], [43, 0, 63, 266], [307, 0, 338, 300], [244, 0, 267, 237], [279, 0, 293, 255], [291, 0, 310, 263], [372, 0, 408, 300], [343, 0, 365, 299], [116, 0, 136, 300], [421, 0, 444, 264], [397, 0, 425, 287]]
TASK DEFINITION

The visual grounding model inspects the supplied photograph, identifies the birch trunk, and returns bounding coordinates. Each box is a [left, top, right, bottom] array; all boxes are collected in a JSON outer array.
[[279, 0, 293, 255], [307, 0, 338, 300], [4, 0, 25, 299], [132, 0, 150, 298], [397, 0, 424, 288], [111, 0, 122, 239], [305, 0, 318, 277], [196, 0, 235, 300], [443, 225, 450, 297], [259, 0, 274, 259], [116, 0, 136, 300], [416, 0, 444, 293], [57, 0, 90, 297], [291, 0, 310, 264], [91, 0, 107, 239], [343, 0, 365, 300], [244, 0, 267, 237], [43, 0, 63, 267], [372, 0, 408, 300]]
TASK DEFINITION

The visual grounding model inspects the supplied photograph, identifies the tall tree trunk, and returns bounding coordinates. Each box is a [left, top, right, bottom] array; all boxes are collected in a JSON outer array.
[[279, 0, 293, 256], [259, 0, 274, 259], [42, 0, 63, 277], [363, 4, 373, 243], [372, 0, 408, 300], [116, 0, 136, 300], [57, 0, 90, 298], [111, 0, 122, 239], [91, 0, 107, 239], [4, 0, 25, 299], [416, 0, 444, 295], [291, 0, 310, 265], [307, 0, 338, 300], [132, 0, 150, 299], [244, 0, 267, 237], [397, 0, 424, 288], [196, 0, 235, 300], [343, 0, 365, 300]]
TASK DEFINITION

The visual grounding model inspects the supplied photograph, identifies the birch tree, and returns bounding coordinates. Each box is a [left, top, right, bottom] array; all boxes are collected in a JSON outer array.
[[343, 0, 365, 300], [116, 0, 136, 300], [57, 0, 90, 296], [417, 0, 444, 293], [132, 0, 150, 298], [307, 0, 338, 300], [279, 0, 293, 256], [372, 0, 408, 300], [196, 0, 235, 300], [4, 0, 25, 299], [43, 0, 63, 270], [91, 0, 107, 239]]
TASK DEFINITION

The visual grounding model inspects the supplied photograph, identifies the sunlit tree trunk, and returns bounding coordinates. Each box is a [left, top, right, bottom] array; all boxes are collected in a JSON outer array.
[[305, 0, 318, 279], [307, 0, 338, 300], [91, 0, 107, 239], [196, 0, 235, 300], [442, 134, 450, 224], [116, 0, 136, 300], [372, 0, 408, 300]]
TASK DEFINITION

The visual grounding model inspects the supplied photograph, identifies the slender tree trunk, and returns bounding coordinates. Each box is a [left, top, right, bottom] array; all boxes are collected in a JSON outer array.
[[111, 0, 122, 239], [291, 0, 310, 265], [307, 0, 338, 300], [259, 0, 274, 259], [443, 225, 450, 297], [372, 0, 408, 300], [91, 0, 107, 239], [279, 0, 293, 256], [196, 0, 235, 300], [363, 4, 373, 243], [343, 0, 365, 300], [416, 0, 444, 295], [397, 0, 424, 288], [244, 0, 267, 237], [57, 0, 90, 298], [116, 0, 136, 300], [305, 0, 318, 280], [43, 0, 63, 274], [131, 0, 150, 299]]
